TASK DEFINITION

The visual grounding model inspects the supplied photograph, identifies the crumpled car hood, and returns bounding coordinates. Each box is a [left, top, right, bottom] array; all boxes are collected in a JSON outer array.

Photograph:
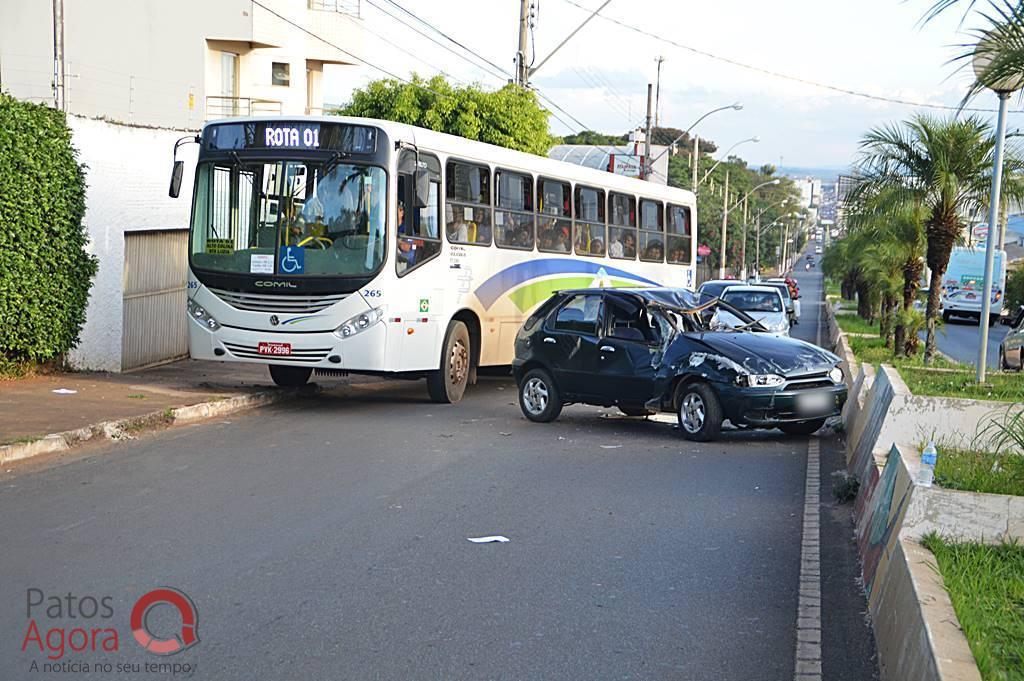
[[679, 332, 839, 376]]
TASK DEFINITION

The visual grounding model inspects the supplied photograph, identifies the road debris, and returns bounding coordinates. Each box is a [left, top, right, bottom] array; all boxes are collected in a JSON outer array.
[[467, 535, 510, 543]]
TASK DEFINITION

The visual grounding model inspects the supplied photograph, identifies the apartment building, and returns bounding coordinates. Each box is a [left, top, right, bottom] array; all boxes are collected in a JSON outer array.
[[0, 1, 363, 371]]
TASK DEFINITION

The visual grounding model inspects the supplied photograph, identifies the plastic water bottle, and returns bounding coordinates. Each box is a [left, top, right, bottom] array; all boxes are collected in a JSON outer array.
[[917, 442, 938, 487]]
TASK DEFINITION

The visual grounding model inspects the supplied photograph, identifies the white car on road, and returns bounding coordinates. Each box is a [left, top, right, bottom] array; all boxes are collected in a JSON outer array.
[[712, 286, 791, 337]]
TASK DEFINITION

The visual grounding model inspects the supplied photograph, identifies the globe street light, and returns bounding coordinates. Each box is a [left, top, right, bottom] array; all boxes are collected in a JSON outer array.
[[973, 30, 1024, 382]]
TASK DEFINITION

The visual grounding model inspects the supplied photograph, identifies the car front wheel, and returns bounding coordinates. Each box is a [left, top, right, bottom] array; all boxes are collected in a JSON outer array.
[[676, 382, 723, 442], [779, 419, 826, 436], [518, 368, 563, 423]]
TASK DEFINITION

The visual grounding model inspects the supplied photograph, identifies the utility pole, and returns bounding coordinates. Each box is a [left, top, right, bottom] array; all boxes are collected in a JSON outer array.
[[781, 219, 790, 274], [691, 135, 699, 193], [740, 196, 749, 280], [516, 0, 530, 87], [52, 0, 66, 111], [643, 83, 653, 180], [719, 170, 729, 278], [654, 56, 665, 127], [755, 214, 762, 280]]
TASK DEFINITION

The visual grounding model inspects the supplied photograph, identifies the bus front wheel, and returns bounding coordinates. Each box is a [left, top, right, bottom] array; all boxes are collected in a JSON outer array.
[[427, 320, 471, 404], [269, 364, 312, 387]]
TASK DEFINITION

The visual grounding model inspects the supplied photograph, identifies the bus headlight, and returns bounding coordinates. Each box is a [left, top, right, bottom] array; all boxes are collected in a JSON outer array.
[[334, 307, 383, 339], [187, 299, 220, 330]]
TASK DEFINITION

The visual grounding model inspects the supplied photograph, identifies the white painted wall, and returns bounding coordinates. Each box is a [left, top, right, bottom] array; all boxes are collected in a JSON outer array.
[[67, 117, 198, 371]]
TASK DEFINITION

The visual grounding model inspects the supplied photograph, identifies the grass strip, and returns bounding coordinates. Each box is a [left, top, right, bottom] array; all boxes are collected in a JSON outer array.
[[933, 447, 1024, 496], [921, 535, 1024, 681]]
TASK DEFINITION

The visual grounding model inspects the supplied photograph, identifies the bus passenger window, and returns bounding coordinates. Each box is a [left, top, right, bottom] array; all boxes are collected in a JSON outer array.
[[495, 169, 535, 250], [607, 191, 636, 260], [446, 160, 492, 246], [667, 204, 692, 265], [639, 199, 664, 263]]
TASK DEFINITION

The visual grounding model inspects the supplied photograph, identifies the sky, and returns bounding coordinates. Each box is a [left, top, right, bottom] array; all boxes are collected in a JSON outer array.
[[323, 0, 1013, 170]]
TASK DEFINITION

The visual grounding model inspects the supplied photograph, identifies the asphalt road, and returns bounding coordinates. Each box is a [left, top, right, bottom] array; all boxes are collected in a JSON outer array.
[[930, 314, 1009, 369], [0, 262, 877, 680]]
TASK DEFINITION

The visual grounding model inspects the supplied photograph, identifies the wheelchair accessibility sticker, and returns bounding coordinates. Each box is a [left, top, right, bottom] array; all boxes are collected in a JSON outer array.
[[280, 246, 305, 274]]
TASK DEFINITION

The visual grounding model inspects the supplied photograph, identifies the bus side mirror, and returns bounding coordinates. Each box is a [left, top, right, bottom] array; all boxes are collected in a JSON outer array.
[[169, 161, 184, 198], [414, 168, 430, 209]]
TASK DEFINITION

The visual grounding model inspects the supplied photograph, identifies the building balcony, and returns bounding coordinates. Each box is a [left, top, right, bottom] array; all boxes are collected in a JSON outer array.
[[206, 96, 283, 120]]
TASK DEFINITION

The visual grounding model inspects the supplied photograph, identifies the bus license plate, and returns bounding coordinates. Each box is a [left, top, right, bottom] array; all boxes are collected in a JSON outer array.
[[258, 342, 292, 356], [797, 391, 832, 414]]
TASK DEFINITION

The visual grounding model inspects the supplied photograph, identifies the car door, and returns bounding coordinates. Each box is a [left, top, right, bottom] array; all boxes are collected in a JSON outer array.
[[592, 296, 661, 405], [539, 293, 605, 399]]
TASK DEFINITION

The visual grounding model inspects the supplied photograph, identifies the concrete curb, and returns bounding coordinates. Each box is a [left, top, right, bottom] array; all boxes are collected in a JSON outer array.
[[0, 385, 318, 465]]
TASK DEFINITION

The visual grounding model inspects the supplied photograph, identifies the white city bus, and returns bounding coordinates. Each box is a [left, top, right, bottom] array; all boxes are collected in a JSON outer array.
[[170, 116, 697, 402]]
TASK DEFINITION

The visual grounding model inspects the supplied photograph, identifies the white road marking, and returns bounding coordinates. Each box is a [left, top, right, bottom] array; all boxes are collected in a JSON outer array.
[[794, 437, 822, 680], [796, 271, 824, 680]]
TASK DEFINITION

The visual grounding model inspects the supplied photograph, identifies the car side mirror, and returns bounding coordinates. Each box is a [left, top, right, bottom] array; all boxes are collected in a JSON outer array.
[[168, 160, 184, 198]]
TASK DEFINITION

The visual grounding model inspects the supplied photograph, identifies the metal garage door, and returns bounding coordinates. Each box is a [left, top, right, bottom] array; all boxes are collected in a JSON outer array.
[[122, 229, 189, 371]]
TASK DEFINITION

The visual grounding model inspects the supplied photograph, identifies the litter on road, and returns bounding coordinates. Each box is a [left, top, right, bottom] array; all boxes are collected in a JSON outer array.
[[51, 389, 77, 394], [467, 535, 510, 543]]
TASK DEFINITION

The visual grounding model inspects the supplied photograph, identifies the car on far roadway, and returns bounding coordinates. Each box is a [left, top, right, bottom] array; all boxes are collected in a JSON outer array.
[[512, 288, 847, 441], [999, 313, 1024, 370], [941, 288, 1000, 324], [713, 286, 791, 337], [815, 246, 822, 254]]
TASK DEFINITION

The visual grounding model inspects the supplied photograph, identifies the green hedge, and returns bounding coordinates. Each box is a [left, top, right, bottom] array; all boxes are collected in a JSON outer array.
[[0, 94, 96, 367]]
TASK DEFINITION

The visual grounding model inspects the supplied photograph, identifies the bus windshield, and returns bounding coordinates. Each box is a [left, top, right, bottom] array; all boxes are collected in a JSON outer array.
[[189, 159, 387, 277]]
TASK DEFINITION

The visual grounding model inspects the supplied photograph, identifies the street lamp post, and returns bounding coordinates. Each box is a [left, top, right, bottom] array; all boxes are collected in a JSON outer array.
[[643, 103, 743, 185], [753, 199, 791, 279], [718, 178, 780, 278], [973, 32, 1024, 382], [699, 137, 759, 187]]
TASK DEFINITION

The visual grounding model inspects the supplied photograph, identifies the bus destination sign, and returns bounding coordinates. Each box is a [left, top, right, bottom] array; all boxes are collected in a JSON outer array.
[[205, 122, 378, 154]]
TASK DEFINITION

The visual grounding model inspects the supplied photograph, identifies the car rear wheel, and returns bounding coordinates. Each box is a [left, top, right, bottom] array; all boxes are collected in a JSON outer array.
[[676, 382, 723, 442], [942, 311, 952, 322], [778, 419, 826, 436], [427, 321, 471, 404], [269, 365, 312, 387], [518, 368, 563, 423]]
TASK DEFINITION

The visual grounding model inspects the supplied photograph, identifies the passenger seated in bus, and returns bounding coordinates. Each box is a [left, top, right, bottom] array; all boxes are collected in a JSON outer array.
[[396, 201, 416, 270], [643, 241, 664, 261], [668, 244, 686, 263], [590, 238, 605, 256], [553, 226, 570, 253], [609, 231, 636, 258]]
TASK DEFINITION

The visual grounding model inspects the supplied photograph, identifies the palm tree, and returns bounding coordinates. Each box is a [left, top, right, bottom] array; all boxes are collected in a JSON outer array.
[[845, 186, 928, 356], [854, 114, 1024, 362]]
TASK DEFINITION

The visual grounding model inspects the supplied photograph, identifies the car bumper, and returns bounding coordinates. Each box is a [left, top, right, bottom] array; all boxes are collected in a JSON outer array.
[[716, 383, 847, 426]]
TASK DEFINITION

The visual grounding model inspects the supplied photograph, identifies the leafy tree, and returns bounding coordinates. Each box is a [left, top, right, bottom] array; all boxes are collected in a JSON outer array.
[[0, 94, 97, 371], [561, 130, 623, 146], [338, 75, 557, 156], [853, 114, 1024, 362]]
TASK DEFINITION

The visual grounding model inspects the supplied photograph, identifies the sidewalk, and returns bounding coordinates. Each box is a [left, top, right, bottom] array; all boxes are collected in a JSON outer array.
[[0, 360, 317, 456]]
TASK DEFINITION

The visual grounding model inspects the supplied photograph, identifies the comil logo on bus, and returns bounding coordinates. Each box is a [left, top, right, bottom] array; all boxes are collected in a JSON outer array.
[[130, 588, 199, 656], [265, 125, 320, 149]]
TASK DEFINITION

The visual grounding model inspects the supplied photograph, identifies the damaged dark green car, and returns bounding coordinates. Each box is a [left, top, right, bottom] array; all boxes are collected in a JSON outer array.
[[512, 288, 847, 441]]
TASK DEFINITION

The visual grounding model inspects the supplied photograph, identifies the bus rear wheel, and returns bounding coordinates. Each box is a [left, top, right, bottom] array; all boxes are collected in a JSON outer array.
[[269, 364, 312, 387], [427, 320, 471, 404]]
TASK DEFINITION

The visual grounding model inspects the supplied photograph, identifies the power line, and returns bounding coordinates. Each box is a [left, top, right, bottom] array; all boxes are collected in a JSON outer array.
[[364, 0, 509, 84], [559, 0, 1024, 114], [379, 0, 513, 78]]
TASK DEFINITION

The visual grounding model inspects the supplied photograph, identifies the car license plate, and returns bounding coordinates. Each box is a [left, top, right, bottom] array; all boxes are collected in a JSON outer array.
[[965, 293, 977, 300], [257, 342, 292, 356], [796, 391, 833, 414]]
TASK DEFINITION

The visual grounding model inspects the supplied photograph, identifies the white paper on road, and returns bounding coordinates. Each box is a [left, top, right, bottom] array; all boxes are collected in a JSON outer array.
[[467, 535, 509, 543], [51, 388, 77, 394], [600, 445, 622, 449]]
